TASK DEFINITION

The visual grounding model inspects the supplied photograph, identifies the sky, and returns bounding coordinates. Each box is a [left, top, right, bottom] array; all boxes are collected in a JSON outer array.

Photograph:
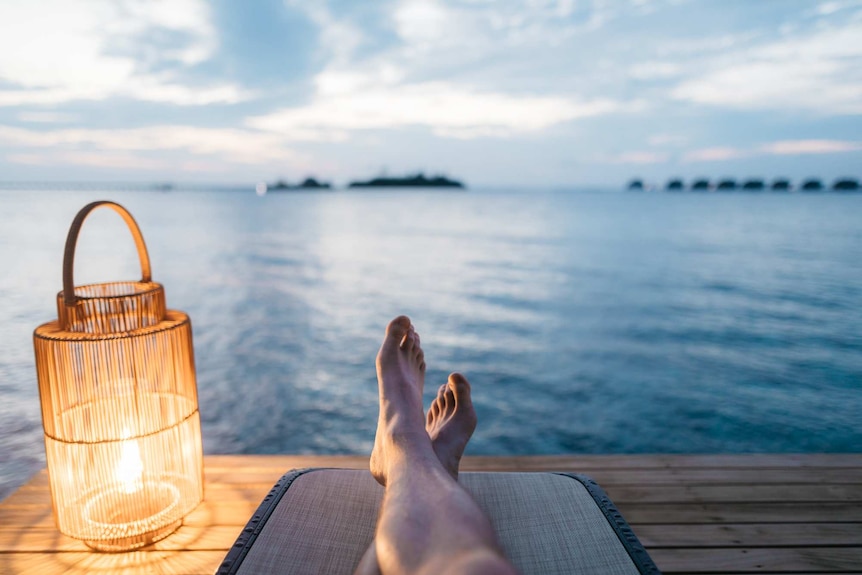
[[0, 0, 860, 187]]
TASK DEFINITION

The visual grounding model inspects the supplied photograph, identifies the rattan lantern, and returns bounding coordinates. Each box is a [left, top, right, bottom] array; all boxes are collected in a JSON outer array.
[[33, 201, 204, 551]]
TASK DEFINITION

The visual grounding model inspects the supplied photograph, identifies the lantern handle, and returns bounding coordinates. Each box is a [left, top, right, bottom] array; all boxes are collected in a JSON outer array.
[[62, 201, 152, 307]]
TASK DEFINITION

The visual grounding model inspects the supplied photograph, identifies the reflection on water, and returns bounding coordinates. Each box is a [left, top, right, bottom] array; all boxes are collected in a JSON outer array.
[[1, 189, 860, 499]]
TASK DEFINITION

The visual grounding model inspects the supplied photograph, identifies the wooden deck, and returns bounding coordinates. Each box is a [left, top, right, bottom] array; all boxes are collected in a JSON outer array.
[[1, 454, 860, 574]]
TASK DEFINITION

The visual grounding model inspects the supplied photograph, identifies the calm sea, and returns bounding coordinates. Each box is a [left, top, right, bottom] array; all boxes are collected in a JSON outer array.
[[1, 187, 860, 499]]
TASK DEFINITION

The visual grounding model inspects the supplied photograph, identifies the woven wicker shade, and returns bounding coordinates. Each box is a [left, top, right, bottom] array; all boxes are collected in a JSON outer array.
[[33, 201, 203, 551]]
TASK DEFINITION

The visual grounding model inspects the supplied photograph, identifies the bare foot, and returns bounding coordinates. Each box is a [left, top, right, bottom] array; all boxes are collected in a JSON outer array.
[[370, 316, 430, 485], [427, 373, 477, 480]]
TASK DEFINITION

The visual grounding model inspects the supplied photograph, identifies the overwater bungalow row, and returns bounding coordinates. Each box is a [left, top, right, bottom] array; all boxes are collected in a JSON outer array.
[[627, 177, 860, 192]]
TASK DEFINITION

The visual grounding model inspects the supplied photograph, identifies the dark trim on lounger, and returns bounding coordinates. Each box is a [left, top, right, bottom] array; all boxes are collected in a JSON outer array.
[[216, 468, 315, 575], [557, 473, 662, 575]]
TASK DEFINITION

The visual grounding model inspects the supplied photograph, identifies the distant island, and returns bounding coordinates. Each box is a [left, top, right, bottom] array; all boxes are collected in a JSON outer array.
[[348, 173, 465, 189], [267, 177, 332, 191]]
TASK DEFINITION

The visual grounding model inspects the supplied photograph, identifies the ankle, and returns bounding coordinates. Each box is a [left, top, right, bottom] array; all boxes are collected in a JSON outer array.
[[385, 425, 434, 453], [380, 406, 426, 436]]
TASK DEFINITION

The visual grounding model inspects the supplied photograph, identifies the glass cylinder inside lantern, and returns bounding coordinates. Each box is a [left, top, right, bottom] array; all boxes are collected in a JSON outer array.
[[32, 202, 203, 551]]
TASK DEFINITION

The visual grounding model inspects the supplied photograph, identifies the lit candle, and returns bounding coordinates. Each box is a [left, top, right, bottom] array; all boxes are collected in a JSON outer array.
[[116, 429, 144, 494]]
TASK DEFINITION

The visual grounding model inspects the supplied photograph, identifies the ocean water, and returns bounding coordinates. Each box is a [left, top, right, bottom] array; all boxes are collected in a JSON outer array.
[[1, 188, 860, 500]]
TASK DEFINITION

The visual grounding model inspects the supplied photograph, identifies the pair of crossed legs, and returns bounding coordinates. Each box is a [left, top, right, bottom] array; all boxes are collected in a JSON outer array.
[[354, 316, 519, 575]]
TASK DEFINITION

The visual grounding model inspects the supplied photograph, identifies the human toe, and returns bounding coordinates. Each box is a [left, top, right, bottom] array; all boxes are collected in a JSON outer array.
[[448, 372, 472, 406], [386, 316, 411, 341]]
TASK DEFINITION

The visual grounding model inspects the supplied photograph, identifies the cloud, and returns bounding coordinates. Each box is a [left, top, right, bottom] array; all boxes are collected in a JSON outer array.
[[248, 81, 621, 140], [250, 0, 649, 142], [629, 61, 682, 80], [588, 135, 857, 167], [672, 21, 862, 114], [0, 83, 248, 107], [0, 0, 247, 106], [758, 139, 862, 154], [648, 133, 688, 146], [683, 147, 748, 162], [655, 33, 757, 58], [285, 1, 364, 67], [815, 0, 862, 16], [393, 0, 614, 52], [682, 139, 862, 162], [394, 0, 459, 46], [8, 151, 169, 170], [247, 0, 661, 145], [0, 124, 303, 167], [17, 112, 79, 124], [598, 151, 671, 164]]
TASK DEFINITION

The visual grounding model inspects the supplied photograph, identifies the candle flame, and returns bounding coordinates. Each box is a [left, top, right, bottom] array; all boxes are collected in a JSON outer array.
[[116, 429, 144, 494]]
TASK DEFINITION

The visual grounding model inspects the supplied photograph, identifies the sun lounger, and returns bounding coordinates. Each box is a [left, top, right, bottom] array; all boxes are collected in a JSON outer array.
[[216, 468, 660, 574]]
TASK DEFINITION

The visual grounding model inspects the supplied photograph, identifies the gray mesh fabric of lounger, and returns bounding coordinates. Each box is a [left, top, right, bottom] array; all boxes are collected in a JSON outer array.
[[217, 469, 660, 575]]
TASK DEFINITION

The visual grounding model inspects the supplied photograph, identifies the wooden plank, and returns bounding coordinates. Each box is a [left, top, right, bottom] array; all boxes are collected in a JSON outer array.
[[635, 523, 862, 547], [10, 453, 862, 487], [0, 524, 242, 552], [182, 500, 261, 527], [8, 455, 860, 497], [72, 550, 226, 574], [605, 483, 862, 504], [0, 488, 52, 507], [200, 483, 273, 502], [1, 498, 262, 530], [650, 547, 862, 572], [202, 453, 862, 471], [202, 470, 292, 486], [618, 502, 862, 524], [461, 453, 862, 470], [584, 468, 862, 486], [203, 454, 368, 471], [1, 484, 271, 510], [0, 551, 226, 575], [199, 466, 862, 487], [5, 482, 862, 528], [0, 553, 86, 575], [0, 504, 55, 530]]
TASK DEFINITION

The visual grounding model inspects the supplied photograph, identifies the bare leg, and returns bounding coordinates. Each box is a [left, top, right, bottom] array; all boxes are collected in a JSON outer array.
[[355, 368, 479, 575], [360, 316, 517, 575]]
